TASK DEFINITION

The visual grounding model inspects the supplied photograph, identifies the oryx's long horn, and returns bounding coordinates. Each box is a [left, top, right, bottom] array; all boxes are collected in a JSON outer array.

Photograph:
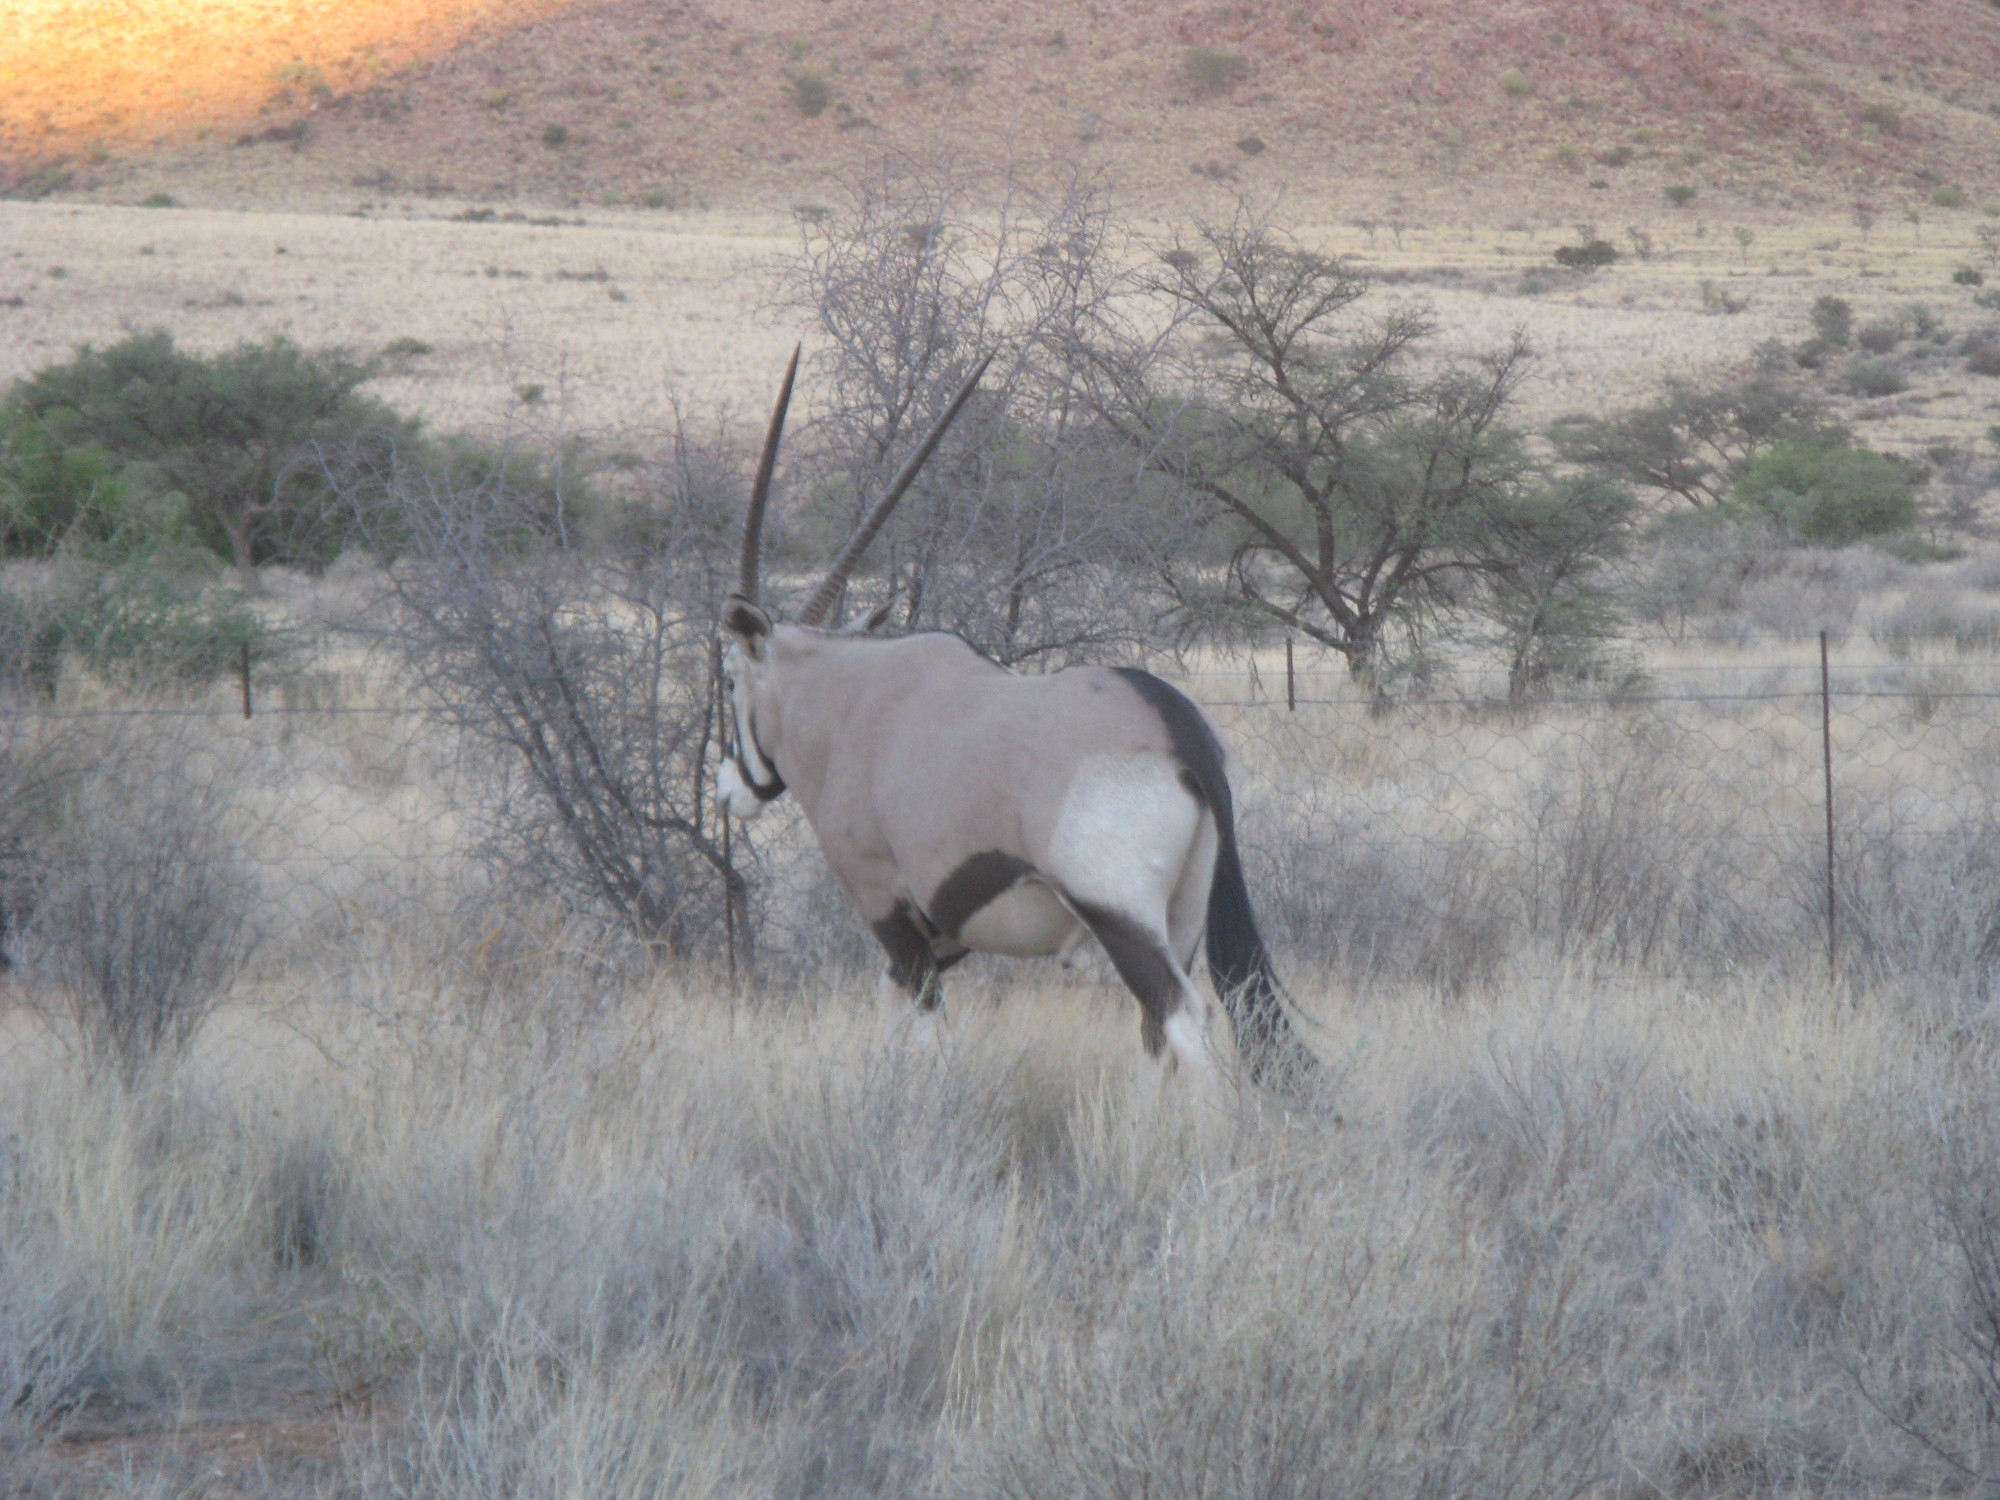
[[738, 344, 801, 603], [796, 354, 993, 628]]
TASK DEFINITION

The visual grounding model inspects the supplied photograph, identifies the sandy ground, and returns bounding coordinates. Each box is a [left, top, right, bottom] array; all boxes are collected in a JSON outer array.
[[5, 197, 1997, 451]]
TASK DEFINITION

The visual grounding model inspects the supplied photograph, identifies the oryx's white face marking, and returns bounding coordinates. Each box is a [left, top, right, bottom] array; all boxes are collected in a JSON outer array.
[[717, 620, 785, 823]]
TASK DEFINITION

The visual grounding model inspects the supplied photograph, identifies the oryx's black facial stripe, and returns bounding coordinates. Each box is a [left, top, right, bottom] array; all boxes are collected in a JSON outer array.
[[729, 704, 786, 801], [1072, 900, 1181, 1059], [926, 850, 1038, 939], [733, 742, 786, 801], [873, 901, 946, 1010]]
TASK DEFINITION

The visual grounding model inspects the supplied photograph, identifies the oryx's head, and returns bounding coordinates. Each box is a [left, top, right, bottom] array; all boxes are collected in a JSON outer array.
[[716, 347, 991, 823]]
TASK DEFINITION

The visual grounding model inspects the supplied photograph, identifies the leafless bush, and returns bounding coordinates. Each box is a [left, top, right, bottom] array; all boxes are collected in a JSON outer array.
[[349, 422, 743, 961], [781, 157, 1165, 665], [1834, 813, 2000, 1016], [24, 747, 252, 1084], [1520, 717, 1783, 971]]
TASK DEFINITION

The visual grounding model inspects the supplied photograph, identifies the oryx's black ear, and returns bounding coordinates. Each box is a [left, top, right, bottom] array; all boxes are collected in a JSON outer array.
[[844, 598, 895, 636], [721, 593, 774, 657]]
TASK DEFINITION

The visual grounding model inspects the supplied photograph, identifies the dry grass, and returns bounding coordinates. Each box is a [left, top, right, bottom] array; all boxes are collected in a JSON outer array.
[[4, 197, 1995, 478], [7, 945, 2000, 1495], [4, 605, 2000, 1492]]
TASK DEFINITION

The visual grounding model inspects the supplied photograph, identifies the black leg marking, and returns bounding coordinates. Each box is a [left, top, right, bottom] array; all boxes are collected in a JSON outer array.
[[926, 850, 1037, 940], [872, 901, 946, 1011], [1073, 900, 1182, 1059]]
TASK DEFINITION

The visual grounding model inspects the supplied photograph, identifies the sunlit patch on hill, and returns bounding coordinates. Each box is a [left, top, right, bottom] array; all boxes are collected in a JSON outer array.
[[0, 0, 573, 158]]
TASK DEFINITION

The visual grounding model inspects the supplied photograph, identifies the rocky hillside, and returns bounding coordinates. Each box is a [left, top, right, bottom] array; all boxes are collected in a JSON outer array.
[[10, 0, 2000, 218]]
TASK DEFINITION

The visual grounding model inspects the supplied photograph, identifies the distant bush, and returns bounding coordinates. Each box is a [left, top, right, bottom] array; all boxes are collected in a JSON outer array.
[[1733, 442, 1915, 545], [1810, 295, 1854, 346], [787, 70, 831, 116], [138, 192, 175, 209], [1180, 46, 1248, 94], [0, 330, 417, 571], [1841, 356, 1908, 397], [540, 124, 569, 148], [1553, 238, 1618, 271], [1664, 184, 1697, 207], [1954, 265, 1986, 286], [1932, 185, 1968, 209], [1855, 316, 1904, 354], [49, 542, 292, 686], [1499, 68, 1534, 98], [1859, 102, 1902, 134]]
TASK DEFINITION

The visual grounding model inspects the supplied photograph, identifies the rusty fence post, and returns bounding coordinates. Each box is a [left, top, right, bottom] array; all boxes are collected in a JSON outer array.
[[1820, 629, 1837, 984], [240, 640, 253, 719]]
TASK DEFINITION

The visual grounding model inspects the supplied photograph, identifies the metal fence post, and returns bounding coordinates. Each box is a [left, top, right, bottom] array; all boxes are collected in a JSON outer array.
[[240, 641, 252, 719], [1285, 635, 1296, 712], [1820, 629, 1837, 984]]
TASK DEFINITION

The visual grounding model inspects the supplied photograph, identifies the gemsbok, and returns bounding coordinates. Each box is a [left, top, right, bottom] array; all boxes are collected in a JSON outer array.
[[716, 349, 1318, 1094]]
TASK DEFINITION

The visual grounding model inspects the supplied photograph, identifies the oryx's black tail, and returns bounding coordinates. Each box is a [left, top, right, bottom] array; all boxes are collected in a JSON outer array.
[[1114, 669, 1320, 1089], [1204, 803, 1319, 1088]]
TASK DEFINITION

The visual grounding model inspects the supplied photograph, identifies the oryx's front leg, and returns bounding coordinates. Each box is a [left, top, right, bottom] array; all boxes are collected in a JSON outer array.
[[869, 900, 959, 1054]]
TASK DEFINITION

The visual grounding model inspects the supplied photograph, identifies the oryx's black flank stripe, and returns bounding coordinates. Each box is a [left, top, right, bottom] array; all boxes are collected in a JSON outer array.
[[926, 851, 1037, 940], [1112, 667, 1317, 1087]]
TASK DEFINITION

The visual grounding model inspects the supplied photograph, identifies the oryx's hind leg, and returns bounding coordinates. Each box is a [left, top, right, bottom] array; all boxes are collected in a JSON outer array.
[[1072, 902, 1222, 1118], [870, 901, 960, 1053]]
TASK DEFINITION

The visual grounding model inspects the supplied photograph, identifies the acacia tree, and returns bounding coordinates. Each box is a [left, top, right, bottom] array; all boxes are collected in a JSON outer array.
[[1547, 373, 1844, 511], [3, 330, 412, 570], [782, 158, 1158, 665], [1080, 216, 1551, 684]]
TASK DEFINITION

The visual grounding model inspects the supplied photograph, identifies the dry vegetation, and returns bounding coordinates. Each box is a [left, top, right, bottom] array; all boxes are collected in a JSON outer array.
[[6, 563, 2000, 1491], [5, 197, 1998, 466]]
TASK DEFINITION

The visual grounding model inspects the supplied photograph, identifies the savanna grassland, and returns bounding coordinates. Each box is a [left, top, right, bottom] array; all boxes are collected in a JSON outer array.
[[6, 580, 2000, 1496], [5, 194, 1999, 450], [7, 2, 2000, 1495]]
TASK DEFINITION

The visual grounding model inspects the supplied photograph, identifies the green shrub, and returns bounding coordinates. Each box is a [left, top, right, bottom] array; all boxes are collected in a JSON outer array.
[[541, 124, 569, 148], [138, 192, 176, 209], [1180, 46, 1248, 94], [1733, 442, 1915, 544], [1954, 265, 1985, 285], [1664, 184, 1697, 207], [0, 410, 135, 554], [1809, 294, 1853, 346], [1933, 185, 1968, 209], [787, 70, 831, 116], [1859, 102, 1902, 134], [1553, 238, 1618, 271], [1855, 316, 1904, 353], [1841, 356, 1908, 397], [1, 330, 418, 570], [50, 542, 292, 684], [1499, 68, 1534, 98]]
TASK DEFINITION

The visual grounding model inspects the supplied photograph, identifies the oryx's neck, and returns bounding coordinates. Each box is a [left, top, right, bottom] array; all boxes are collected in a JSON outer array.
[[759, 625, 1004, 821]]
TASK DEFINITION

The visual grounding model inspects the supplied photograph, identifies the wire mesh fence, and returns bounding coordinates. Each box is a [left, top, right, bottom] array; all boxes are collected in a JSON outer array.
[[1, 630, 1996, 1015]]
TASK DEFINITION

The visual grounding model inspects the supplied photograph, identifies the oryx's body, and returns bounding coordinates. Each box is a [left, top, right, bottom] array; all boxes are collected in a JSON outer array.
[[715, 349, 1315, 1091]]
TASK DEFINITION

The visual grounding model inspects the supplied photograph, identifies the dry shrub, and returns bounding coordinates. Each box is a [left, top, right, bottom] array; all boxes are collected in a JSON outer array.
[[23, 736, 252, 1083]]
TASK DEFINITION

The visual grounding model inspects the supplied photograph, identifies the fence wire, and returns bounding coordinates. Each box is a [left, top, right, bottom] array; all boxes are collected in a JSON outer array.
[[1, 632, 1996, 1011]]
